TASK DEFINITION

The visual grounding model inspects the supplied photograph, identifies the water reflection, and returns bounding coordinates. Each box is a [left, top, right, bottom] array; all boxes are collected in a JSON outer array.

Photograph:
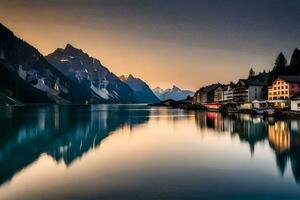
[[0, 105, 150, 186], [0, 107, 300, 199], [195, 111, 300, 184]]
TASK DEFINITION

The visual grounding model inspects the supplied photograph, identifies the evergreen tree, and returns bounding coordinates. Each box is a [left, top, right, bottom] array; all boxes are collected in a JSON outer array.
[[274, 52, 287, 73], [290, 48, 300, 67], [268, 53, 287, 84]]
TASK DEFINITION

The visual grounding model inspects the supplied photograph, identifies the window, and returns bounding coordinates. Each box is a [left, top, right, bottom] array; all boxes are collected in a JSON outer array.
[[285, 91, 288, 94], [292, 91, 295, 94], [281, 86, 284, 89], [297, 103, 300, 108], [292, 85, 295, 88], [286, 86, 288, 89], [274, 92, 277, 95], [281, 91, 284, 94]]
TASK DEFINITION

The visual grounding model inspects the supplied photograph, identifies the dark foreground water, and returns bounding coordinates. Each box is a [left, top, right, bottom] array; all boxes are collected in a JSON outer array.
[[0, 105, 300, 199]]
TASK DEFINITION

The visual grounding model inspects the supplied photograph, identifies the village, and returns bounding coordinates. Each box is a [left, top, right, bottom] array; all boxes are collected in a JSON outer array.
[[189, 68, 300, 116]]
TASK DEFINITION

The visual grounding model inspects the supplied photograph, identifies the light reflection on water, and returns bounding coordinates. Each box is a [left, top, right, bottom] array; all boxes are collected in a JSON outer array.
[[0, 105, 299, 199]]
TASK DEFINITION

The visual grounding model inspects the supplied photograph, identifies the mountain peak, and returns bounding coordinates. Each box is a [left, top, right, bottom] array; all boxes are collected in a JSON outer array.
[[119, 74, 135, 81], [172, 85, 181, 90], [64, 43, 82, 52], [153, 85, 194, 101]]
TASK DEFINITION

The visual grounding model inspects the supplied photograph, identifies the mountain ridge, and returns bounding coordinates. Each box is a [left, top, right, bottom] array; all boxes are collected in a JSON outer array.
[[46, 44, 136, 103], [119, 74, 159, 103], [153, 85, 194, 101]]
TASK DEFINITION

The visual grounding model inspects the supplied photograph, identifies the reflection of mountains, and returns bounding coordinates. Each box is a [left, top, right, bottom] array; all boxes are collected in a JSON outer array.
[[195, 112, 300, 184], [0, 105, 150, 186]]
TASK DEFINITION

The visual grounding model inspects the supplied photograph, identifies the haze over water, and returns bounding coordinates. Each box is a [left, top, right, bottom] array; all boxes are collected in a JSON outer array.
[[0, 105, 299, 199]]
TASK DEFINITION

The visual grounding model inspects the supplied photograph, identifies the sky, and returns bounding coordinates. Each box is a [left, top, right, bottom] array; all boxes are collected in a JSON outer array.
[[0, 0, 300, 90]]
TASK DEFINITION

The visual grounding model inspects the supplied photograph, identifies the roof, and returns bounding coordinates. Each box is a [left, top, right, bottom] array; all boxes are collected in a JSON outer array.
[[222, 83, 235, 91], [277, 75, 300, 83], [291, 93, 300, 100], [198, 83, 222, 93], [237, 79, 267, 86]]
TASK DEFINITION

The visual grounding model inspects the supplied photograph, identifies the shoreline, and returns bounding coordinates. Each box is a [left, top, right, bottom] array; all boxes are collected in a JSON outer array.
[[149, 101, 300, 119]]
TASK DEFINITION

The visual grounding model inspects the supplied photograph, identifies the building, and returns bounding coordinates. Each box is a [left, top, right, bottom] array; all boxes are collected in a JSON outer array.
[[268, 76, 300, 108], [193, 83, 221, 105], [268, 76, 300, 100], [291, 93, 300, 111], [222, 83, 235, 102], [213, 84, 224, 103], [233, 79, 267, 103]]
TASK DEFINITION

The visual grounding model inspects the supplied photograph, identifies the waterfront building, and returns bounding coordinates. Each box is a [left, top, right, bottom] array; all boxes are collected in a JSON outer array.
[[193, 83, 221, 105], [268, 76, 300, 108], [291, 93, 300, 111], [222, 83, 235, 102], [233, 79, 267, 103]]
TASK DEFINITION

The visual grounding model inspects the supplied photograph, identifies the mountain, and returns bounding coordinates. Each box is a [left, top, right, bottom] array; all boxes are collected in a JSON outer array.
[[0, 22, 102, 104], [153, 85, 194, 101], [46, 44, 135, 103], [119, 74, 160, 103]]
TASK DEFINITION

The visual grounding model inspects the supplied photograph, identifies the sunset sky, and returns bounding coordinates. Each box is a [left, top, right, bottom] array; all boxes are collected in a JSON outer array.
[[1, 0, 300, 90]]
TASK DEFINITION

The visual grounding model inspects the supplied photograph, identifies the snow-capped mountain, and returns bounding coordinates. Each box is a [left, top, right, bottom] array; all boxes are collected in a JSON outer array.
[[0, 23, 98, 104], [46, 44, 135, 103], [119, 74, 160, 103], [153, 85, 194, 101]]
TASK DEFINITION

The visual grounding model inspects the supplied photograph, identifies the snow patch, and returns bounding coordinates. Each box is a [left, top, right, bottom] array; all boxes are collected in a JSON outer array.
[[18, 65, 27, 80], [60, 59, 70, 63], [33, 78, 59, 95], [91, 84, 110, 100], [111, 90, 120, 98]]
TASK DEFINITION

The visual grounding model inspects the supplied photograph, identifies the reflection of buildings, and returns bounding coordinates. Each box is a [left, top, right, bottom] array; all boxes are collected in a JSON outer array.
[[195, 112, 268, 154], [194, 111, 300, 184], [268, 121, 290, 153], [267, 120, 300, 182], [0, 105, 150, 186]]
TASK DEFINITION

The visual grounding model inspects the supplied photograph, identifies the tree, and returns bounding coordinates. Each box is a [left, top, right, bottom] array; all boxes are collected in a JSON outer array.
[[268, 53, 287, 84], [290, 48, 300, 67], [274, 52, 287, 72]]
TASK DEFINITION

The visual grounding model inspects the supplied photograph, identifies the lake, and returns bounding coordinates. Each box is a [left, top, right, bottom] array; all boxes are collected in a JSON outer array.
[[0, 105, 300, 199]]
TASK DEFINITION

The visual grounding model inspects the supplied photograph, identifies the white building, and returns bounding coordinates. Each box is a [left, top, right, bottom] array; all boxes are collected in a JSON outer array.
[[233, 79, 267, 103], [222, 83, 234, 102], [291, 94, 300, 111]]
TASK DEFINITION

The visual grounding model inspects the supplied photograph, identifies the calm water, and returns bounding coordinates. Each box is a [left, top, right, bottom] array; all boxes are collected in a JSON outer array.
[[0, 105, 300, 199]]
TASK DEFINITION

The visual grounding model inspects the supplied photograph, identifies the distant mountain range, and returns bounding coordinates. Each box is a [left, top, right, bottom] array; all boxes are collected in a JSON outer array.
[[153, 86, 194, 101], [0, 22, 195, 105], [46, 44, 135, 103], [119, 74, 159, 103], [0, 22, 164, 105]]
